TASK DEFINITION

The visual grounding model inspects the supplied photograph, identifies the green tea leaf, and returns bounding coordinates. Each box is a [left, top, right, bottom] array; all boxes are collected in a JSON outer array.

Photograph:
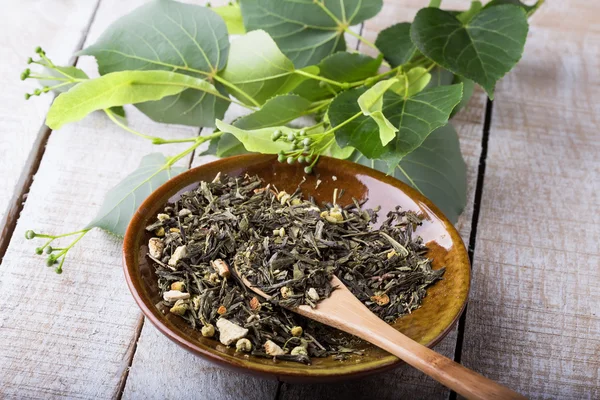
[[219, 30, 318, 105], [375, 23, 417, 67], [46, 70, 223, 130], [213, 3, 245, 34], [294, 52, 383, 101], [86, 153, 185, 236], [79, 0, 230, 126], [215, 119, 291, 154], [357, 79, 399, 146], [411, 5, 528, 98], [390, 67, 432, 98], [351, 124, 466, 223], [217, 94, 313, 156], [241, 0, 383, 68], [330, 84, 463, 168]]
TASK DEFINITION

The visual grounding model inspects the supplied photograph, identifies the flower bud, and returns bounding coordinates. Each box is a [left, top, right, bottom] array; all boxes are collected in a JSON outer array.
[[302, 138, 311, 146], [45, 246, 53, 254], [35, 247, 43, 255], [277, 153, 286, 163], [304, 166, 313, 174], [286, 156, 294, 165], [46, 255, 56, 267], [25, 230, 36, 240], [287, 132, 295, 142], [297, 156, 305, 164], [27, 57, 33, 64]]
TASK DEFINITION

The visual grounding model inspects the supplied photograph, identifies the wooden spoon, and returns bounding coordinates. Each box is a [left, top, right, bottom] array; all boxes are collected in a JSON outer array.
[[236, 271, 525, 400]]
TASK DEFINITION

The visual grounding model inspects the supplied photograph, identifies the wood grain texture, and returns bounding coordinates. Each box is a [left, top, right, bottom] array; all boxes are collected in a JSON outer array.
[[0, 0, 100, 257], [0, 0, 200, 398], [460, 1, 600, 399]]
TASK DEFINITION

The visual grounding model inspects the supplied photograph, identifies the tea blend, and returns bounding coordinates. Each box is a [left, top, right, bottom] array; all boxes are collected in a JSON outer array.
[[147, 174, 444, 364]]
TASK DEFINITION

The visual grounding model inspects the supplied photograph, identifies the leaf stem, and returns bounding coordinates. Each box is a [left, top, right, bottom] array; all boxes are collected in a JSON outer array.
[[313, 0, 344, 25], [213, 75, 261, 108], [344, 28, 378, 51], [104, 108, 198, 144], [165, 131, 224, 167], [293, 69, 348, 88]]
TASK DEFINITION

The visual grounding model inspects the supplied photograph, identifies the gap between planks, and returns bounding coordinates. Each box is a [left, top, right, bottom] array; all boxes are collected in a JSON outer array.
[[0, 0, 102, 264], [448, 98, 494, 400]]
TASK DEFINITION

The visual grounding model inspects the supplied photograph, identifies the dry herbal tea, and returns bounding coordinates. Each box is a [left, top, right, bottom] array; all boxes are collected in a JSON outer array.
[[146, 174, 444, 364]]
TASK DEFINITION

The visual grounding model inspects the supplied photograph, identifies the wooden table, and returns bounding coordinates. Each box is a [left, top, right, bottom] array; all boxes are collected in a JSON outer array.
[[0, 1, 598, 399]]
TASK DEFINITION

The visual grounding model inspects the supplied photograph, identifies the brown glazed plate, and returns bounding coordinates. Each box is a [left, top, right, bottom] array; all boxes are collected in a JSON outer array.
[[122, 154, 470, 382]]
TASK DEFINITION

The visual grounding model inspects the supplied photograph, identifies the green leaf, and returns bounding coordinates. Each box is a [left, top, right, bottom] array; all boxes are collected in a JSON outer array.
[[293, 52, 383, 101], [219, 30, 317, 105], [215, 119, 292, 154], [324, 141, 354, 159], [390, 67, 432, 97], [330, 84, 463, 168], [217, 94, 313, 157], [235, 94, 312, 129], [410, 5, 528, 98], [426, 67, 474, 117], [79, 0, 230, 126], [483, 0, 543, 16], [351, 124, 466, 223], [86, 153, 185, 236], [40, 65, 89, 94], [451, 75, 474, 117], [213, 3, 245, 34], [375, 23, 417, 67], [46, 70, 223, 130], [457, 1, 483, 23], [216, 133, 249, 157], [240, 0, 383, 68], [357, 79, 399, 146]]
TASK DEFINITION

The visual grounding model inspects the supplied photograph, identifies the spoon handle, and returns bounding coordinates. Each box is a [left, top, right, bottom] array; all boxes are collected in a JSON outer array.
[[355, 317, 526, 400], [296, 277, 526, 400]]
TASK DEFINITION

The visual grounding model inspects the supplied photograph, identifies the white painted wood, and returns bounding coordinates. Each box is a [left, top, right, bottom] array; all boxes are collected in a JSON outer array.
[[0, 0, 100, 239], [460, 1, 600, 399], [0, 0, 201, 398]]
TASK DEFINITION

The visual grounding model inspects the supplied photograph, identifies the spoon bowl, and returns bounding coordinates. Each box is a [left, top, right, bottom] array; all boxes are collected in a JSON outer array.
[[122, 154, 471, 382]]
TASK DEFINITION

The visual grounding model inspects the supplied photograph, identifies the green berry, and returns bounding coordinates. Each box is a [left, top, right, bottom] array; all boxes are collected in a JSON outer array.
[[304, 155, 312, 163], [271, 130, 282, 141], [25, 230, 36, 240], [55, 266, 63, 274], [46, 255, 56, 267], [287, 156, 294, 164], [27, 57, 33, 64], [297, 156, 305, 164], [45, 246, 53, 254], [35, 247, 43, 255], [20, 69, 30, 81], [24, 93, 31, 100], [302, 138, 311, 146], [35, 46, 42, 54], [298, 130, 306, 136], [277, 153, 286, 162], [33, 88, 41, 96], [287, 132, 295, 142], [304, 166, 313, 174]]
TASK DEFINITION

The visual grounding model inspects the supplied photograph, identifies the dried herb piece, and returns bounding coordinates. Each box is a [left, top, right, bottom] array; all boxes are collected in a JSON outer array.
[[148, 174, 444, 364]]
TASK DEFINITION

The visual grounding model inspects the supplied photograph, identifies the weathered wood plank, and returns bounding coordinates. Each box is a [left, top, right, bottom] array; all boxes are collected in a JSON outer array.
[[279, 0, 487, 398], [0, 0, 100, 258], [0, 0, 201, 398], [460, 1, 600, 399]]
